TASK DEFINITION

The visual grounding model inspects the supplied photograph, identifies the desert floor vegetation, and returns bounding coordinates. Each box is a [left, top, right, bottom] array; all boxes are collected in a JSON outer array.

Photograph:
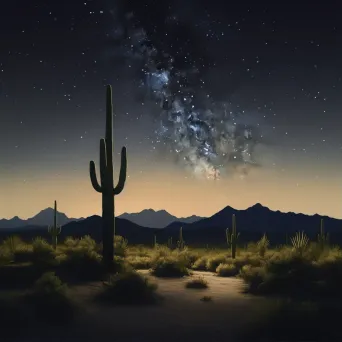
[[0, 232, 341, 340]]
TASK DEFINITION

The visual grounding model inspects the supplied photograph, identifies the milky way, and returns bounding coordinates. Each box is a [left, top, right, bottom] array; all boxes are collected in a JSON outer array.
[[110, 9, 264, 179]]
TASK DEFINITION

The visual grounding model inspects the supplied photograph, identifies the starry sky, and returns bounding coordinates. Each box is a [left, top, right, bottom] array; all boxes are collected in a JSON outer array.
[[0, 0, 341, 220]]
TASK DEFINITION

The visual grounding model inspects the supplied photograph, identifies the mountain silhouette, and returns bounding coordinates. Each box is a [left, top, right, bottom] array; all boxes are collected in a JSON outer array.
[[118, 209, 204, 228], [0, 207, 83, 229], [1, 203, 341, 247]]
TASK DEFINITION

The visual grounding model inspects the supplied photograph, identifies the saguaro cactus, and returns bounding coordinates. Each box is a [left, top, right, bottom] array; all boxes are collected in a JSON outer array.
[[177, 226, 185, 250], [226, 214, 240, 259], [167, 237, 173, 249], [48, 200, 61, 250], [89, 85, 127, 268], [317, 218, 329, 250]]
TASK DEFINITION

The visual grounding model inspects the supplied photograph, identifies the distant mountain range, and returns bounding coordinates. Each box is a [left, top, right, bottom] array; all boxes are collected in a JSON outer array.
[[0, 208, 203, 230], [0, 204, 341, 246], [0, 208, 84, 229], [118, 209, 204, 228]]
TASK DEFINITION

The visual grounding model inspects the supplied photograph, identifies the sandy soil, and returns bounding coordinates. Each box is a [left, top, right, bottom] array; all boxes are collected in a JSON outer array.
[[11, 271, 267, 342]]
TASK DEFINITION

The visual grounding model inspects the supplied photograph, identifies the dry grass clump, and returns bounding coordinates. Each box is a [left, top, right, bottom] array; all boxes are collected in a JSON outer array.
[[185, 276, 209, 289]]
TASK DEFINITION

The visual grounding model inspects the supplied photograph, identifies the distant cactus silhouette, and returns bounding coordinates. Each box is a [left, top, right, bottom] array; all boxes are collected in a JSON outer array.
[[317, 218, 329, 250], [48, 200, 61, 250], [167, 237, 173, 249], [177, 227, 185, 250], [89, 85, 127, 268], [153, 235, 157, 248], [226, 214, 240, 259]]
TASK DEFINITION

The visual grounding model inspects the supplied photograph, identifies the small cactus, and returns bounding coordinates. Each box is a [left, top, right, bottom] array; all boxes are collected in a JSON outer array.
[[226, 214, 240, 259], [48, 200, 62, 250], [317, 218, 329, 250], [153, 235, 158, 249], [177, 227, 185, 251], [167, 237, 173, 249]]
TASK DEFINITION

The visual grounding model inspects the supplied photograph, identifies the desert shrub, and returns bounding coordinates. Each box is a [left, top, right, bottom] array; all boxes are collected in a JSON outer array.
[[31, 237, 56, 267], [1, 235, 23, 254], [58, 235, 108, 280], [192, 256, 209, 271], [33, 271, 67, 294], [13, 244, 33, 263], [59, 247, 103, 281], [0, 247, 12, 266], [256, 234, 269, 257], [127, 245, 151, 258], [185, 276, 208, 289], [114, 235, 128, 257], [98, 270, 159, 305], [151, 245, 172, 260], [172, 248, 199, 268], [206, 255, 228, 272], [63, 236, 79, 249], [0, 236, 32, 264], [239, 265, 266, 293], [78, 235, 97, 251], [231, 254, 263, 270], [26, 272, 75, 324], [246, 242, 258, 253], [127, 256, 152, 270], [216, 263, 239, 277], [151, 257, 190, 278], [240, 253, 321, 298]]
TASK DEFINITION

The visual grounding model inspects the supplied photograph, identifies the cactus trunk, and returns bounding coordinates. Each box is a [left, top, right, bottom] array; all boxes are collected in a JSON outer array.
[[225, 214, 239, 259], [318, 218, 329, 251], [177, 227, 185, 250], [231, 214, 236, 258], [89, 85, 127, 270], [48, 200, 61, 250]]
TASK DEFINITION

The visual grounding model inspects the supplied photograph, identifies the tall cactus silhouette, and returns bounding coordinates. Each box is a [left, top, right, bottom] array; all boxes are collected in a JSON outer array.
[[89, 85, 127, 268], [48, 200, 61, 250], [317, 218, 329, 250], [226, 214, 240, 259], [177, 226, 185, 250]]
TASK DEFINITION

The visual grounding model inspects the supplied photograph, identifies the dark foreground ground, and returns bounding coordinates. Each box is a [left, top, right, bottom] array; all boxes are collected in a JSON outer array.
[[6, 271, 268, 342]]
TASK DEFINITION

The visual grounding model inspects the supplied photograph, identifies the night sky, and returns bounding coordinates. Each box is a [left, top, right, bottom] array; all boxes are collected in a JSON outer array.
[[1, 0, 341, 220]]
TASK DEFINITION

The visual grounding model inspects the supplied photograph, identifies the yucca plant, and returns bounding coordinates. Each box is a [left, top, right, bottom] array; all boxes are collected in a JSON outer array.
[[317, 218, 329, 251], [257, 233, 270, 257], [291, 231, 309, 255]]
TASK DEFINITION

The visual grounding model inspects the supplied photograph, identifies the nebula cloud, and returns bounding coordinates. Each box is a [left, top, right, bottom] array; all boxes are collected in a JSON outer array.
[[109, 10, 263, 179]]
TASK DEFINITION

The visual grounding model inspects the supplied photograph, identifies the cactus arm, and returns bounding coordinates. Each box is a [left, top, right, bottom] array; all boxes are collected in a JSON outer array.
[[89, 161, 102, 193], [113, 146, 127, 195]]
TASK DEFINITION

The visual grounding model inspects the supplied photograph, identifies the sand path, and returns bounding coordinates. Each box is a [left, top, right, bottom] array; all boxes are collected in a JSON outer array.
[[64, 271, 265, 342], [9, 271, 266, 342]]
